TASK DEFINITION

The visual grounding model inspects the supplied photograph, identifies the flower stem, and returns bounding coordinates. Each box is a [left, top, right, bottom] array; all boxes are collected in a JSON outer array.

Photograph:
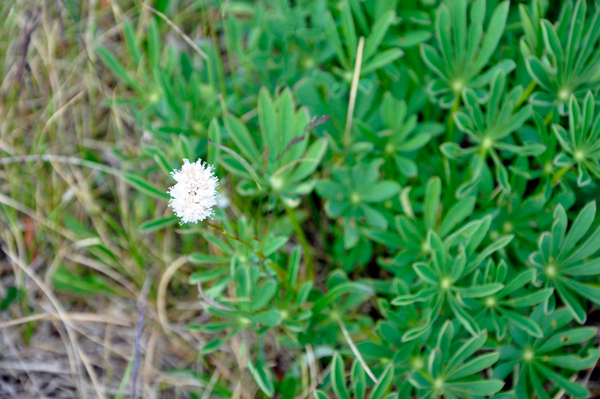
[[516, 80, 536, 107], [283, 204, 314, 283], [203, 220, 254, 249]]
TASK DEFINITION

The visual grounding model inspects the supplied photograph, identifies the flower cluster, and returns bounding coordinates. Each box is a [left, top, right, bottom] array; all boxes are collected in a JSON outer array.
[[168, 159, 219, 224]]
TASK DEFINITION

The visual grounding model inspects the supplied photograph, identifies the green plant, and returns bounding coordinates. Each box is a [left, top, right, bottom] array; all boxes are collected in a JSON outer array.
[[442, 70, 542, 197], [410, 321, 504, 398], [316, 159, 400, 249], [528, 201, 600, 323], [4, 0, 600, 398], [525, 0, 600, 115], [494, 307, 600, 399], [420, 0, 513, 109], [553, 92, 600, 186]]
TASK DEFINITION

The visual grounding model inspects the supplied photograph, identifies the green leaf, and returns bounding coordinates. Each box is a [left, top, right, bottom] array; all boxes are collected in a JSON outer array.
[[545, 349, 600, 371], [248, 359, 274, 397], [52, 267, 113, 295], [361, 181, 401, 203], [535, 363, 589, 398], [499, 268, 536, 296], [541, 19, 564, 67], [207, 118, 221, 167], [364, 11, 396, 62], [331, 352, 350, 399], [368, 364, 394, 399], [147, 19, 161, 70], [455, 283, 503, 298], [351, 360, 367, 399], [313, 282, 373, 314], [525, 57, 554, 90], [424, 176, 441, 230], [188, 253, 230, 264], [210, 140, 262, 189], [504, 289, 554, 308], [138, 215, 179, 232], [420, 44, 448, 80], [447, 331, 487, 370], [555, 281, 586, 324], [254, 310, 282, 327], [340, 2, 357, 62], [499, 308, 543, 337], [123, 20, 141, 65], [96, 45, 142, 92], [413, 263, 439, 285], [392, 288, 436, 305], [445, 380, 504, 396], [289, 138, 328, 182], [538, 327, 598, 353], [314, 391, 330, 399], [472, 1, 509, 74], [324, 11, 349, 69], [123, 173, 170, 201], [394, 30, 432, 48], [224, 114, 261, 164], [438, 196, 476, 237], [467, 234, 513, 273], [258, 88, 277, 154], [561, 201, 596, 256], [448, 352, 499, 380], [200, 338, 225, 354], [361, 49, 404, 75], [450, 294, 480, 336]]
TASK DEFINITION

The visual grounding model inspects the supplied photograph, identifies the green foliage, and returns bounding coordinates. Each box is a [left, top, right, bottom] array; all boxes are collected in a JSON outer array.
[[528, 201, 600, 323], [494, 307, 600, 398], [421, 0, 513, 108], [444, 71, 541, 197], [525, 0, 600, 114], [67, 0, 600, 397], [553, 92, 600, 186]]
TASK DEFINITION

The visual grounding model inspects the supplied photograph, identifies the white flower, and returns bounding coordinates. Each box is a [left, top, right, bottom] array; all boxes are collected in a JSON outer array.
[[168, 159, 219, 224]]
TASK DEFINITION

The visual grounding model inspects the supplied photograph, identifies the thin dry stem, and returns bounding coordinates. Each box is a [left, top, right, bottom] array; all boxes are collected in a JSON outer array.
[[343, 36, 365, 150]]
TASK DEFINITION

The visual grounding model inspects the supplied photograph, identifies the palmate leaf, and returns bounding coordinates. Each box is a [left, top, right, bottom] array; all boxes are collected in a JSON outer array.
[[524, 0, 600, 114], [421, 0, 511, 108], [529, 201, 600, 323], [495, 307, 599, 399], [409, 323, 503, 397], [444, 70, 535, 197], [392, 226, 510, 338], [551, 92, 600, 187]]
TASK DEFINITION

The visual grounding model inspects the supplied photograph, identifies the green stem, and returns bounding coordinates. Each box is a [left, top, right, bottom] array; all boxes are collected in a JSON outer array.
[[551, 165, 571, 186], [446, 95, 461, 142], [203, 220, 253, 248], [516, 80, 536, 107], [544, 110, 554, 126], [283, 204, 314, 283]]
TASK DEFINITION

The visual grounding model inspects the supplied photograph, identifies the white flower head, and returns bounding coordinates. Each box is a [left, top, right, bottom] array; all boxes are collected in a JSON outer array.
[[168, 159, 219, 224]]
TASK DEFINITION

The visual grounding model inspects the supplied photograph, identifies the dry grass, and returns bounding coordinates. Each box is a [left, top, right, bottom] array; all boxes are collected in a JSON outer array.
[[0, 1, 245, 397]]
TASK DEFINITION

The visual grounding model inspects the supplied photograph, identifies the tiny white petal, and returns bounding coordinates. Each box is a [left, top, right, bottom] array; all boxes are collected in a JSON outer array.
[[168, 159, 219, 224]]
